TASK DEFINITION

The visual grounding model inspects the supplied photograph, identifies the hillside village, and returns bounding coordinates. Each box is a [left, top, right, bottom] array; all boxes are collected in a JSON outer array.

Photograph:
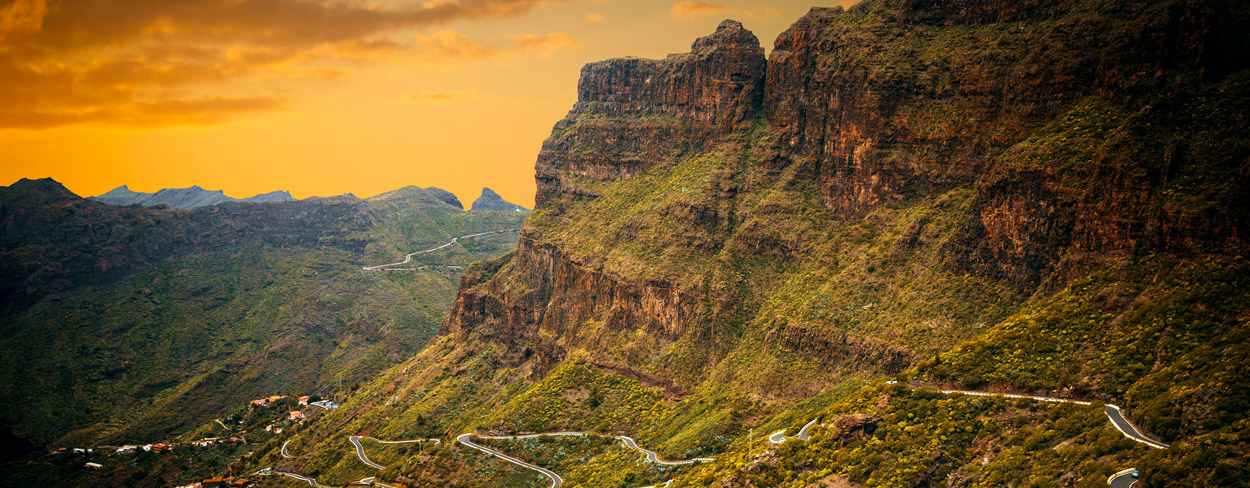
[[43, 393, 337, 484]]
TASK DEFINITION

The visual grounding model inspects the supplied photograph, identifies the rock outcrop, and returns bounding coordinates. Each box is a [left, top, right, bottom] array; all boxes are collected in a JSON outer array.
[[536, 19, 767, 209], [576, 19, 765, 128], [470, 187, 526, 211]]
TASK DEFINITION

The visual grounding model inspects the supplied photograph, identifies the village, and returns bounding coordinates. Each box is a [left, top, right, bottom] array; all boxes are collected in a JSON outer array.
[[44, 393, 339, 487]]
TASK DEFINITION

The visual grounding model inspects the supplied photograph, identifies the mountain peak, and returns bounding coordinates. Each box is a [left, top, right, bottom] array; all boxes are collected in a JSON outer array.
[[2, 178, 79, 205], [693, 19, 759, 55], [574, 16, 765, 131], [470, 187, 527, 211]]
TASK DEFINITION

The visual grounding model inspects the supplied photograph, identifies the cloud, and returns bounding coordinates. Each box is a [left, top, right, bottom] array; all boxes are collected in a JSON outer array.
[[0, 0, 47, 40], [585, 12, 605, 23], [0, 95, 286, 130], [415, 29, 502, 59], [670, 2, 782, 21], [670, 2, 734, 19], [404, 89, 481, 102], [412, 30, 579, 62], [510, 33, 581, 57], [0, 0, 567, 129]]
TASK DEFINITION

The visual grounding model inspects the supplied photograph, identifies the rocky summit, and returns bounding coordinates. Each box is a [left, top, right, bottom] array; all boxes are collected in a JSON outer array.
[[470, 187, 526, 211]]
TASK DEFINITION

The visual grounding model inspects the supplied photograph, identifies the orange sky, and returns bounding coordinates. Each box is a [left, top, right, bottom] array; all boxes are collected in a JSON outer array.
[[0, 0, 856, 207]]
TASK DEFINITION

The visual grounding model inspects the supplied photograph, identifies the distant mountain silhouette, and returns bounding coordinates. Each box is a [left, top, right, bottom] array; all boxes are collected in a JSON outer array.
[[240, 190, 296, 203], [90, 185, 296, 208], [470, 187, 527, 211]]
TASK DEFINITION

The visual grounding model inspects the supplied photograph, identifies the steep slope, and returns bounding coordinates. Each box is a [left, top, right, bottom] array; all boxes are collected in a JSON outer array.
[[0, 180, 528, 451], [31, 1, 1250, 487]]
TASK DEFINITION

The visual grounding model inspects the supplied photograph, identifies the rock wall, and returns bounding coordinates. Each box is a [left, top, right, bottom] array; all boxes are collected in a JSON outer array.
[[536, 20, 766, 209], [446, 0, 1250, 382]]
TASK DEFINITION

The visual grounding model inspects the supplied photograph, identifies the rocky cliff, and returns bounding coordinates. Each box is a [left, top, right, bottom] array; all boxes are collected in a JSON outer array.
[[535, 20, 766, 209], [205, 2, 1250, 487], [447, 0, 1249, 405]]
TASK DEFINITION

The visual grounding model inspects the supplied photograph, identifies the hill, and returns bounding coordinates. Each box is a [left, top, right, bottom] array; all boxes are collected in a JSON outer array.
[[11, 0, 1250, 487], [0, 180, 529, 453]]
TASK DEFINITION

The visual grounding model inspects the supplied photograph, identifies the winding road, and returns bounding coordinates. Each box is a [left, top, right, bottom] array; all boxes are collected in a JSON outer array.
[[797, 418, 818, 441], [362, 229, 518, 271], [454, 431, 716, 487], [1104, 405, 1168, 449], [273, 386, 1160, 487], [922, 386, 1167, 486], [348, 436, 383, 469], [617, 435, 714, 465], [348, 435, 441, 470], [769, 418, 820, 445], [933, 388, 1168, 449], [276, 471, 333, 488], [1108, 468, 1139, 488], [457, 433, 565, 488]]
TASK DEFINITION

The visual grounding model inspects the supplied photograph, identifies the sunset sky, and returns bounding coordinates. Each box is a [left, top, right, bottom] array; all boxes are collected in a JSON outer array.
[[0, 0, 855, 207]]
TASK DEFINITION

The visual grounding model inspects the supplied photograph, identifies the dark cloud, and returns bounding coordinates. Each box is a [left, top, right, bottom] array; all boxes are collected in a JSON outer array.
[[0, 0, 565, 129]]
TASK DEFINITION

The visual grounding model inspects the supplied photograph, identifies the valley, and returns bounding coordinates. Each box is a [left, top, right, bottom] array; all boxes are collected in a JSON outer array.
[[3, 0, 1248, 487]]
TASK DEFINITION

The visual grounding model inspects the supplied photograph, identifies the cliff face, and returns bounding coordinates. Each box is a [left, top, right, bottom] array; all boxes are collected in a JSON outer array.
[[765, 0, 1248, 287], [254, 3, 1250, 487], [576, 19, 766, 128], [536, 20, 766, 209], [447, 0, 1250, 394]]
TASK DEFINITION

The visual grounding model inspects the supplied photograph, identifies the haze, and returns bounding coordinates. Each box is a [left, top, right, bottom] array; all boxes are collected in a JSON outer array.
[[0, 0, 856, 207]]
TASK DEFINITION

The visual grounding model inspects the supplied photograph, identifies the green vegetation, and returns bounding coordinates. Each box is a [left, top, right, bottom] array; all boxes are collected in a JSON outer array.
[[10, 0, 1250, 487], [0, 185, 527, 452]]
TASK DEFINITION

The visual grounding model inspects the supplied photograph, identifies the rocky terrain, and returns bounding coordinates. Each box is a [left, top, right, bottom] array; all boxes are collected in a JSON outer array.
[[7, 0, 1249, 487], [256, 2, 1247, 487]]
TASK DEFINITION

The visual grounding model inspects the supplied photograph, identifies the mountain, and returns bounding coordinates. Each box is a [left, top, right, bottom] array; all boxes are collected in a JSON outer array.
[[239, 190, 296, 203], [426, 187, 464, 210], [192, 3, 1248, 488], [0, 179, 529, 456], [89, 185, 296, 208], [470, 187, 526, 211], [11, 1, 1250, 487]]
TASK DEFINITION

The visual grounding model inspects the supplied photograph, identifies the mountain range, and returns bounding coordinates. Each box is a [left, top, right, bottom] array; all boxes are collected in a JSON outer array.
[[88, 184, 525, 211], [0, 179, 529, 461], [3, 0, 1249, 487]]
